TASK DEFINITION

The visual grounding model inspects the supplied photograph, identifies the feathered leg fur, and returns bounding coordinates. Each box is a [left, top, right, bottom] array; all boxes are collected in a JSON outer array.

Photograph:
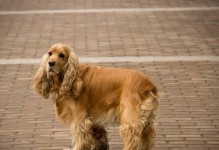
[[141, 92, 159, 150], [71, 118, 95, 150], [92, 125, 109, 150], [71, 118, 109, 150], [120, 91, 159, 150]]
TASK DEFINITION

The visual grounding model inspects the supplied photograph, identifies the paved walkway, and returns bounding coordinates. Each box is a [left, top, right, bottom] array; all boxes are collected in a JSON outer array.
[[0, 0, 219, 150]]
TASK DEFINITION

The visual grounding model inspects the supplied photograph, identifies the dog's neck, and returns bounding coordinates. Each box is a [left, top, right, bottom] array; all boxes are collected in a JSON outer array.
[[49, 73, 63, 93], [50, 65, 84, 102], [49, 74, 63, 103]]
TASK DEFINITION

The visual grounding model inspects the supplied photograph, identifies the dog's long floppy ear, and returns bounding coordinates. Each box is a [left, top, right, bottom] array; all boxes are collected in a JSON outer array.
[[60, 47, 83, 98], [33, 54, 51, 99]]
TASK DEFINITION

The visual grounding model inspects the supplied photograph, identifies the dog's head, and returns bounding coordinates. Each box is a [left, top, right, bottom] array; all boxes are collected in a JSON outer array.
[[46, 43, 71, 76], [33, 43, 83, 99]]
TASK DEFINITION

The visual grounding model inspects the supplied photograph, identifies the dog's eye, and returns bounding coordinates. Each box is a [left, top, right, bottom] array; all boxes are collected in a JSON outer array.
[[59, 53, 65, 58], [48, 52, 52, 56]]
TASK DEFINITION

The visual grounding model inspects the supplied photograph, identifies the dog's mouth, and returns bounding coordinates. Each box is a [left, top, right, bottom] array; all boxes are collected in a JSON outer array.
[[48, 68, 58, 75], [49, 68, 55, 72], [47, 64, 61, 75]]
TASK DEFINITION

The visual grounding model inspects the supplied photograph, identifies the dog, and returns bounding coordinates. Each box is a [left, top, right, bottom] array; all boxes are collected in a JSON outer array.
[[33, 43, 159, 150]]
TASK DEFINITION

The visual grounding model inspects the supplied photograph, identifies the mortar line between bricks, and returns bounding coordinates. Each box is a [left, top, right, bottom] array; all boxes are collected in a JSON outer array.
[[0, 7, 219, 15], [0, 56, 218, 65]]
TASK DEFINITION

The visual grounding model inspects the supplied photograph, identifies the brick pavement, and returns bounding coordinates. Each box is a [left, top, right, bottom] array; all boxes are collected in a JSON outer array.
[[0, 0, 219, 10], [0, 0, 219, 150], [0, 10, 219, 59]]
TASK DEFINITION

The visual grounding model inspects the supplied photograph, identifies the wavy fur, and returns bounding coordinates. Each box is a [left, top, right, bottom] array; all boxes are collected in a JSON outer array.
[[33, 54, 51, 99], [33, 43, 159, 150], [60, 51, 83, 98]]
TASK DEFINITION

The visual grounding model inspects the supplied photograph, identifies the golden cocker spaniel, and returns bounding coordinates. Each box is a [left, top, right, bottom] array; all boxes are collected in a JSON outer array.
[[33, 43, 159, 150]]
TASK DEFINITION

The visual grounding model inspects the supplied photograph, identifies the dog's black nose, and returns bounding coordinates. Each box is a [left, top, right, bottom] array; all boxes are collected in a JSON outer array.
[[49, 61, 56, 67]]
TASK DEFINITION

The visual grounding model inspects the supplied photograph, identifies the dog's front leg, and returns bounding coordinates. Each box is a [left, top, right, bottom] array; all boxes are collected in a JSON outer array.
[[71, 117, 96, 150]]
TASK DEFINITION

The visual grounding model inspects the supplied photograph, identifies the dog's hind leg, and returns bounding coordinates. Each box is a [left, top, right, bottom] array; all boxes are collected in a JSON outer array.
[[92, 125, 109, 150], [119, 91, 159, 150], [119, 92, 144, 150], [140, 91, 159, 150], [120, 123, 143, 150]]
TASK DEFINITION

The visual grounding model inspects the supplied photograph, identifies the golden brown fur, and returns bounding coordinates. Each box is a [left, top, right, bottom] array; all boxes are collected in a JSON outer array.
[[33, 43, 159, 150]]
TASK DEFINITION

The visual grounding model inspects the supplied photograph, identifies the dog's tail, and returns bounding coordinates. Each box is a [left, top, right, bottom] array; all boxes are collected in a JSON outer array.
[[139, 76, 160, 115], [138, 75, 159, 100]]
